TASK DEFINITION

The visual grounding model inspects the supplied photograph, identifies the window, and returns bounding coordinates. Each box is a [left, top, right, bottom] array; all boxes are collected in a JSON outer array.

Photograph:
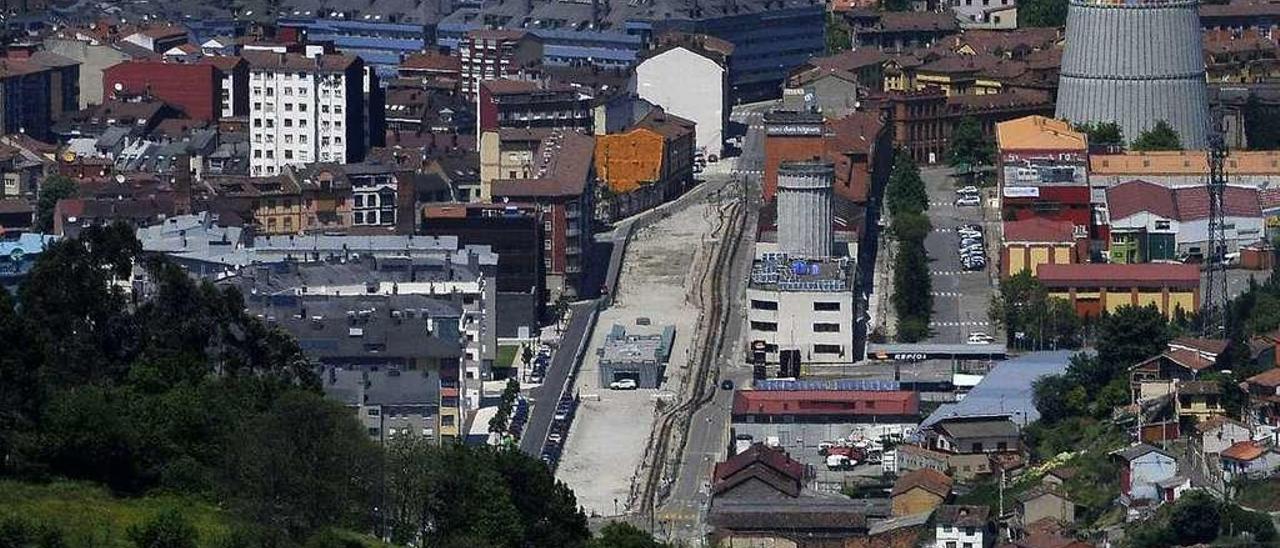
[[441, 415, 454, 427], [750, 299, 778, 310], [284, 150, 293, 160], [1155, 220, 1171, 230], [814, 344, 842, 354], [972, 442, 984, 452], [354, 195, 364, 207], [813, 323, 840, 333], [284, 103, 293, 112], [814, 302, 841, 311], [284, 87, 292, 96], [750, 321, 778, 332], [299, 103, 307, 112], [367, 427, 379, 436], [354, 211, 364, 224]]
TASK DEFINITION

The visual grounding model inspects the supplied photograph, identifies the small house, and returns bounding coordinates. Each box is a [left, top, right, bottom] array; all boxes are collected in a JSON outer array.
[[890, 468, 953, 517], [1110, 443, 1178, 502]]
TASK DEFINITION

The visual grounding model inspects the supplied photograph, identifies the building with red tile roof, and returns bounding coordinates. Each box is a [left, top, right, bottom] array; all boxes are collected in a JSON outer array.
[[1038, 263, 1200, 318], [1001, 217, 1082, 278], [731, 389, 919, 422]]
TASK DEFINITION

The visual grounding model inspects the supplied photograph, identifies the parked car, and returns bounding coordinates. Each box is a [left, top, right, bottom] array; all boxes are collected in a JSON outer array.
[[610, 378, 639, 390], [955, 195, 981, 206], [956, 185, 979, 195], [548, 432, 564, 444], [967, 332, 995, 345]]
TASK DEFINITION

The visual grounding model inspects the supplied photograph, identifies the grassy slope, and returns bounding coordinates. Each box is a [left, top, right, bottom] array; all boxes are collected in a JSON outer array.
[[0, 480, 391, 547], [0, 480, 232, 546]]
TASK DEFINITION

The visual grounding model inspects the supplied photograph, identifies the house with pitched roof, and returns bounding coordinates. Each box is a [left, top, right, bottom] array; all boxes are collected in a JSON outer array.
[[1244, 367, 1280, 427], [1194, 416, 1254, 457], [708, 443, 887, 547], [1110, 444, 1178, 503], [1000, 217, 1082, 278], [890, 468, 953, 516], [1130, 338, 1225, 401], [935, 505, 992, 548], [1104, 179, 1264, 263], [1037, 263, 1200, 319], [1220, 440, 1280, 481], [1014, 485, 1075, 535]]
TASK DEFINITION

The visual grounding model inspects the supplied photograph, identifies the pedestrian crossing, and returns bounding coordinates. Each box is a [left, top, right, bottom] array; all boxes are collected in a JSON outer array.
[[733, 169, 763, 176], [930, 270, 985, 276], [931, 320, 991, 327], [928, 201, 953, 207], [931, 291, 964, 298]]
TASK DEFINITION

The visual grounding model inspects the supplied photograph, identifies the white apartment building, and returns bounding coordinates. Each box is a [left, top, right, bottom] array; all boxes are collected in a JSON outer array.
[[934, 505, 991, 548], [746, 249, 856, 366], [245, 50, 366, 177]]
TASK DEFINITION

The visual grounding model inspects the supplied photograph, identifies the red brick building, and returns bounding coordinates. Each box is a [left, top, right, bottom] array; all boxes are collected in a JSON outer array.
[[731, 389, 919, 422], [102, 60, 220, 121], [762, 110, 892, 205]]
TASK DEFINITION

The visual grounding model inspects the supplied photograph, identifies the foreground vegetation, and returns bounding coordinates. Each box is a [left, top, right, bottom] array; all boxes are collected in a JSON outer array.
[[886, 152, 933, 342], [0, 224, 661, 547]]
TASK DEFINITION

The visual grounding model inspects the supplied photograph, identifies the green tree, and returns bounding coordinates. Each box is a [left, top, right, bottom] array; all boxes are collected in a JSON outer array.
[[127, 509, 198, 548], [1032, 374, 1086, 425], [825, 13, 851, 54], [989, 271, 1080, 349], [949, 117, 993, 167], [221, 390, 380, 540], [1245, 96, 1280, 150], [1131, 120, 1183, 151], [886, 151, 927, 216], [34, 175, 77, 233], [1168, 491, 1221, 544], [1019, 0, 1068, 26], [588, 522, 665, 548], [1096, 305, 1170, 370], [1074, 121, 1125, 148]]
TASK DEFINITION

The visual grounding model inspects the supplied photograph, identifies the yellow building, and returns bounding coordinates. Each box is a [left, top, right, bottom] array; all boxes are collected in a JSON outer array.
[[1176, 380, 1227, 421], [890, 468, 953, 517], [1037, 263, 1200, 319]]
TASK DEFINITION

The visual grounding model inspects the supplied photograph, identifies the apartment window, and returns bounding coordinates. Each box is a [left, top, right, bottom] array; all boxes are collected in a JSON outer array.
[[298, 87, 307, 95], [367, 427, 378, 437], [750, 299, 778, 311], [253, 150, 261, 158], [334, 105, 343, 114], [300, 135, 308, 144], [367, 407, 380, 416], [265, 87, 274, 96], [266, 119, 274, 128], [299, 103, 307, 112], [813, 323, 840, 333], [1155, 220, 1171, 230], [354, 211, 364, 224], [284, 150, 293, 160], [354, 195, 364, 207], [253, 118, 261, 127], [283, 217, 293, 230], [284, 103, 293, 112], [322, 105, 330, 114], [814, 344, 842, 354], [750, 321, 778, 332], [265, 150, 274, 159], [814, 302, 841, 311], [441, 415, 454, 427], [284, 119, 292, 128], [253, 102, 261, 111], [299, 119, 308, 128], [972, 442, 984, 452]]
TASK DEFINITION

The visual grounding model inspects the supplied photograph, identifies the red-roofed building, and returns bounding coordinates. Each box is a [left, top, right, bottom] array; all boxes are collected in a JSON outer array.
[[1220, 440, 1280, 481], [1104, 180, 1263, 263], [1244, 367, 1280, 426], [1037, 263, 1200, 318], [103, 60, 220, 121], [731, 389, 919, 423], [994, 116, 1091, 237], [1000, 217, 1082, 277]]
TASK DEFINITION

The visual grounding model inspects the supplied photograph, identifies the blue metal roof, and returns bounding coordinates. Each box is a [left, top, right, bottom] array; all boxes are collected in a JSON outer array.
[[922, 350, 1079, 427], [0, 234, 57, 259]]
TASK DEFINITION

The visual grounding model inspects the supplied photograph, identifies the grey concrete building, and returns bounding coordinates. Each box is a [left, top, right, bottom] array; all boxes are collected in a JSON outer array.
[[597, 324, 676, 389], [1056, 0, 1210, 149]]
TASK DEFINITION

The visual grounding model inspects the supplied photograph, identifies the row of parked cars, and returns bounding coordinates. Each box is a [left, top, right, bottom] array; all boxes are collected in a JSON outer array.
[[507, 397, 530, 438], [529, 343, 552, 384], [954, 185, 981, 207], [541, 393, 578, 468], [957, 222, 986, 271]]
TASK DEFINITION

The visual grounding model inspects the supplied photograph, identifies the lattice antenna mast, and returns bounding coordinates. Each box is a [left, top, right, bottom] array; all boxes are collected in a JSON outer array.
[[1204, 134, 1229, 337]]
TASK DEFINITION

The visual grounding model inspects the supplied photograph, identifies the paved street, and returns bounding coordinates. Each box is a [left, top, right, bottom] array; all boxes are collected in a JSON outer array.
[[655, 100, 771, 541], [519, 301, 598, 456], [919, 166, 999, 344]]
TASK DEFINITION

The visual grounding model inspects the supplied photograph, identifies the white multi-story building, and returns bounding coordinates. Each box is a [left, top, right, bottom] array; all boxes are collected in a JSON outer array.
[[746, 250, 857, 367], [934, 505, 991, 548], [245, 50, 367, 177]]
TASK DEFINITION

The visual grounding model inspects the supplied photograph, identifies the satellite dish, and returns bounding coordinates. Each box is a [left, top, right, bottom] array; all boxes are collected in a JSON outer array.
[[114, 82, 123, 92], [115, 173, 126, 184]]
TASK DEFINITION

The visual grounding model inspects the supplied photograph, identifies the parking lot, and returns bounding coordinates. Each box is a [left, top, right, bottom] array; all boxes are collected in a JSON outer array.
[[732, 422, 917, 491], [921, 167, 999, 344]]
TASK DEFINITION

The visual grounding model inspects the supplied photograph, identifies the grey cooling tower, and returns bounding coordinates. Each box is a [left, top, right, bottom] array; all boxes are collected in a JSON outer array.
[[777, 160, 834, 260], [1055, 0, 1210, 149]]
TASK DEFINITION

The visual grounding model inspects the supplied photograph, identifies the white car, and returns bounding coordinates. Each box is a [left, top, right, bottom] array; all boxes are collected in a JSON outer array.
[[609, 378, 639, 390], [955, 195, 981, 206], [956, 185, 979, 195], [967, 332, 995, 344]]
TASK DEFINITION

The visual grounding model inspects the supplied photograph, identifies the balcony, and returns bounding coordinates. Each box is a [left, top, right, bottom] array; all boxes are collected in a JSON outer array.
[[565, 263, 582, 274], [566, 245, 581, 255], [566, 226, 580, 238]]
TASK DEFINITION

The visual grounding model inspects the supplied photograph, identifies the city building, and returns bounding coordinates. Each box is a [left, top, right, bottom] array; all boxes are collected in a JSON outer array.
[[1014, 485, 1075, 536], [1056, 0, 1210, 148], [995, 116, 1091, 232], [421, 202, 544, 336], [934, 505, 992, 548], [1175, 380, 1227, 421], [596, 324, 676, 389], [783, 49, 887, 115], [344, 161, 400, 228], [848, 11, 959, 52], [244, 50, 371, 176], [1089, 150, 1280, 188], [926, 416, 1022, 455], [761, 110, 892, 205], [1111, 443, 1181, 503], [593, 107, 696, 222], [762, 110, 826, 203], [1000, 217, 1082, 278], [458, 30, 544, 97], [731, 389, 919, 423], [0, 53, 66, 141], [277, 17, 431, 79], [872, 87, 1055, 165], [1244, 367, 1280, 426], [103, 60, 221, 121], [206, 56, 249, 119], [747, 162, 859, 367], [398, 52, 463, 83], [1104, 180, 1263, 263], [490, 130, 594, 300], [437, 0, 824, 103], [208, 164, 354, 234], [1220, 440, 1280, 481], [633, 32, 731, 158], [121, 26, 190, 54], [890, 468, 953, 517], [708, 443, 885, 547], [478, 79, 593, 132], [43, 33, 131, 108], [1036, 263, 1201, 319]]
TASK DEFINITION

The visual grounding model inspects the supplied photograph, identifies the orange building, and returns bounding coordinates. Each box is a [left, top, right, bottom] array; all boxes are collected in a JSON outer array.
[[1000, 217, 1083, 278], [594, 108, 695, 222]]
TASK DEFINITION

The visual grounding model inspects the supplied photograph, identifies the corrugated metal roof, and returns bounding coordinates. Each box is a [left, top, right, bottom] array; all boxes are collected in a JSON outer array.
[[922, 350, 1076, 427]]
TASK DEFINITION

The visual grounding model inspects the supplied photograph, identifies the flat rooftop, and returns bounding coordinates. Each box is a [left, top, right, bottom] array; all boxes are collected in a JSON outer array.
[[749, 253, 853, 292]]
